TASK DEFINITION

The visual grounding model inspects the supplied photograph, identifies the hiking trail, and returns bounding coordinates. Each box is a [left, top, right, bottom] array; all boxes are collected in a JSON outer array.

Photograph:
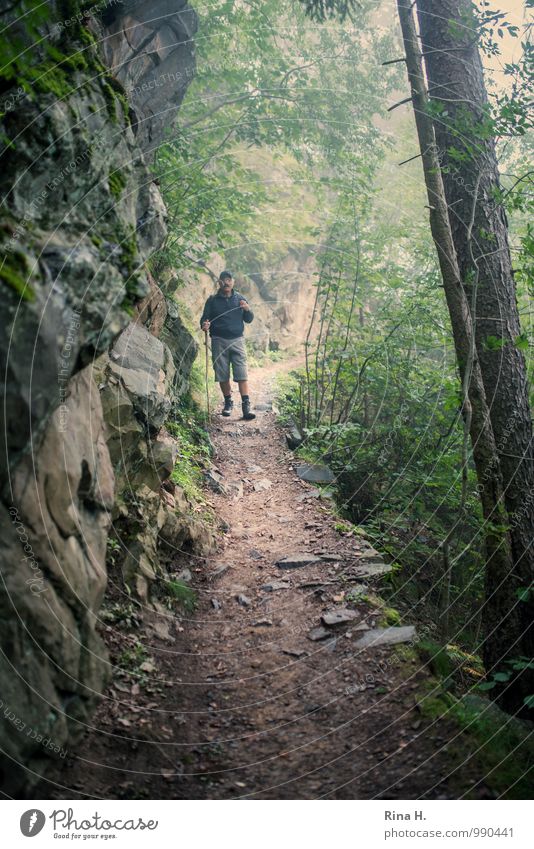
[[41, 360, 491, 800]]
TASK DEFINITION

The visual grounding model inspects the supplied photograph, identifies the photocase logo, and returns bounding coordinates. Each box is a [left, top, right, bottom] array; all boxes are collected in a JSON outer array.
[[20, 810, 46, 837]]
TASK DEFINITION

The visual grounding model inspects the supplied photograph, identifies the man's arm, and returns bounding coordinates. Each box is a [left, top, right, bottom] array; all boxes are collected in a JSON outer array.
[[238, 295, 254, 323], [200, 297, 212, 329]]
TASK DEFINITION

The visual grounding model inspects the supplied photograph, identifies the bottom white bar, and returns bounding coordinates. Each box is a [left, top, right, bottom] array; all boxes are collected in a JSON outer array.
[[3, 799, 531, 848]]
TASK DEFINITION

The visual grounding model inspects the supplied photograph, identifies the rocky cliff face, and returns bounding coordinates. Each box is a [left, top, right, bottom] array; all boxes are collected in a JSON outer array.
[[0, 0, 205, 795]]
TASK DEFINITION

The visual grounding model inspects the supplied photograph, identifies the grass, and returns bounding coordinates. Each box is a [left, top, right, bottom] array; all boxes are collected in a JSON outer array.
[[118, 641, 150, 674], [164, 579, 197, 614]]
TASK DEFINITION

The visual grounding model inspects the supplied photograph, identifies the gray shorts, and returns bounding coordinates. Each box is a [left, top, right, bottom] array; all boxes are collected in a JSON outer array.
[[210, 336, 248, 382]]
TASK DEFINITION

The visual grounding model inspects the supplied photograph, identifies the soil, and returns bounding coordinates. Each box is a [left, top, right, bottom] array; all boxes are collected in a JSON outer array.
[[39, 360, 494, 800]]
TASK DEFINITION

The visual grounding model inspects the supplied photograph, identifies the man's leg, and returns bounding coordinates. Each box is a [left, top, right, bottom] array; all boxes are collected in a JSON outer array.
[[211, 337, 233, 416], [231, 340, 255, 420]]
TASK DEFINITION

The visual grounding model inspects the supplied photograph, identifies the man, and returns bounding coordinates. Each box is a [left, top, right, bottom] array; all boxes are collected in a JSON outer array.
[[200, 271, 256, 420]]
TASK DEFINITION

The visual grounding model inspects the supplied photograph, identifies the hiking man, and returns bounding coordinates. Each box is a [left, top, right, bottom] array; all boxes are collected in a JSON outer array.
[[200, 271, 256, 420]]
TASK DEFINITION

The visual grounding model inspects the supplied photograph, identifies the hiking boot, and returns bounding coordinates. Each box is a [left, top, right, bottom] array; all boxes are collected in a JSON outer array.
[[222, 396, 233, 417], [241, 398, 256, 421]]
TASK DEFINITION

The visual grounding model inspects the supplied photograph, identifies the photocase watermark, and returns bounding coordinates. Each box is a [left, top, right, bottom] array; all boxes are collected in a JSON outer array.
[[18, 807, 160, 838], [8, 506, 47, 596], [0, 699, 67, 759], [20, 809, 46, 837], [58, 310, 82, 433]]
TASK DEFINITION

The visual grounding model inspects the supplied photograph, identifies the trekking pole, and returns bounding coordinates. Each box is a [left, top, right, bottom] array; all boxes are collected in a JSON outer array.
[[204, 330, 211, 419]]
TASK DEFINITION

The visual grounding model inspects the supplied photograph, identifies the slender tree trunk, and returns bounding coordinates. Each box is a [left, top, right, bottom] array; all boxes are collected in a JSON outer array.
[[417, 0, 534, 710], [396, 0, 525, 709]]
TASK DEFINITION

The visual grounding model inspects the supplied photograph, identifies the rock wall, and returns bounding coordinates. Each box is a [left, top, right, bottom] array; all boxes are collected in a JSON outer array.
[[0, 0, 203, 795]]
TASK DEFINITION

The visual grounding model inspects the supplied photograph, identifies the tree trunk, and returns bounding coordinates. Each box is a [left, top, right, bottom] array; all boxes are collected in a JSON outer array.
[[396, 0, 527, 711], [417, 0, 534, 711]]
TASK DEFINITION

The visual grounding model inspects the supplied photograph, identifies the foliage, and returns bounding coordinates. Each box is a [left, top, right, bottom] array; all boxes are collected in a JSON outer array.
[[163, 579, 198, 614], [153, 0, 396, 282], [167, 393, 213, 506]]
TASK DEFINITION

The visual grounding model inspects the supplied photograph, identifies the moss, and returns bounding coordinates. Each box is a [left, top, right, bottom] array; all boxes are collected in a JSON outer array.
[[100, 77, 132, 127], [109, 168, 128, 200], [416, 679, 534, 799], [0, 252, 35, 301], [380, 606, 402, 626], [100, 81, 119, 123]]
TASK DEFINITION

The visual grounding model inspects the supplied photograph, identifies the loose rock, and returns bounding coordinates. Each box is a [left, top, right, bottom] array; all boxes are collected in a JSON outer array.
[[307, 626, 331, 642], [276, 553, 323, 570], [321, 608, 359, 626], [253, 478, 272, 492], [354, 626, 416, 649], [260, 580, 291, 592], [295, 463, 334, 484]]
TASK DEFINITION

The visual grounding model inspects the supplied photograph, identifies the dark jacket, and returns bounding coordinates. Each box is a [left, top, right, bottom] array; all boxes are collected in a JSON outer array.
[[200, 290, 254, 339]]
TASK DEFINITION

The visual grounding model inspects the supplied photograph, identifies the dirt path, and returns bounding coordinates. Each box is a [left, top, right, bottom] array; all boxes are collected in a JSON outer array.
[[41, 362, 491, 800]]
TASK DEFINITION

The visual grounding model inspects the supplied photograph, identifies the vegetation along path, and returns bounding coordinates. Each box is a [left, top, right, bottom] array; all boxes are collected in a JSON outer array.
[[41, 362, 520, 800]]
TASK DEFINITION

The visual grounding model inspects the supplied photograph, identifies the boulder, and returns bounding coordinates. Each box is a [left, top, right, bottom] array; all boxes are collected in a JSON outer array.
[[296, 463, 335, 484]]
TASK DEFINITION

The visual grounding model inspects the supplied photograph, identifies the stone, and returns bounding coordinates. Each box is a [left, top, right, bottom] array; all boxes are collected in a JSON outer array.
[[204, 469, 226, 494], [353, 626, 416, 650], [286, 420, 304, 450], [108, 323, 174, 432], [210, 563, 232, 579], [149, 431, 179, 483], [227, 480, 244, 499], [353, 562, 392, 579], [254, 403, 272, 411], [0, 368, 112, 794], [101, 0, 198, 156], [253, 619, 273, 627], [247, 464, 264, 473], [321, 608, 359, 626], [307, 626, 331, 642], [237, 594, 251, 607], [249, 549, 264, 561], [295, 463, 334, 484], [159, 299, 198, 397], [260, 580, 291, 592], [176, 568, 192, 584], [253, 478, 272, 492], [211, 598, 222, 611], [281, 648, 307, 658], [276, 553, 323, 569]]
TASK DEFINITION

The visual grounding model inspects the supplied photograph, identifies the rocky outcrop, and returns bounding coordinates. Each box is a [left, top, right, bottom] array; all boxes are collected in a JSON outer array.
[[95, 318, 215, 603], [0, 367, 113, 796], [98, 0, 197, 155], [0, 1, 202, 794]]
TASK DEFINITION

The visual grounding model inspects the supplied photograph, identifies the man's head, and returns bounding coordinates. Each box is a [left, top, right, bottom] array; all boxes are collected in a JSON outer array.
[[218, 271, 234, 296]]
